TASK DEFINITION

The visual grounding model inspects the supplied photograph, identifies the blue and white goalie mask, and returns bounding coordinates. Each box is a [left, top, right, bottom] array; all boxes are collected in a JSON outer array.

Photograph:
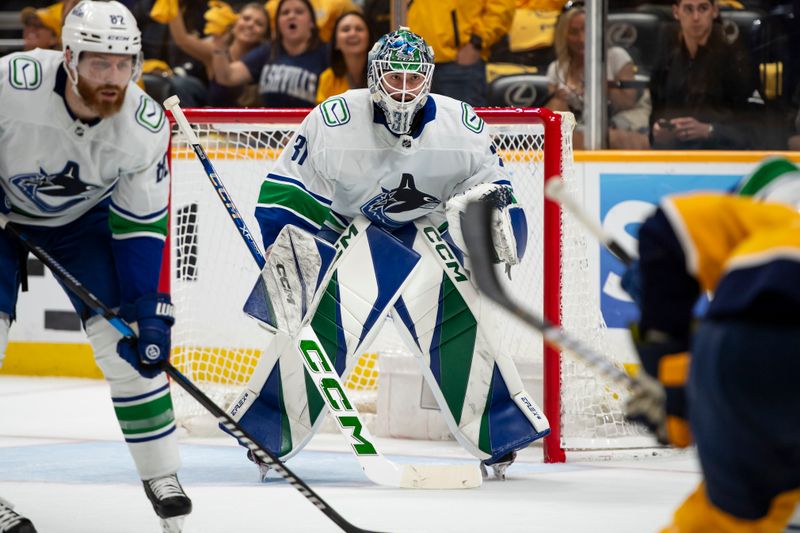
[[368, 27, 435, 135]]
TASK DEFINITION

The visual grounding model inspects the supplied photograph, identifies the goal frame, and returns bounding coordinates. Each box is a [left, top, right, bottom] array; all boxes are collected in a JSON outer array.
[[163, 107, 568, 463]]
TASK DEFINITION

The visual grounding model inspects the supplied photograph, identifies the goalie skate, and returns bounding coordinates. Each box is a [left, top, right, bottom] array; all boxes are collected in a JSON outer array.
[[247, 450, 272, 482], [480, 451, 517, 481], [143, 474, 192, 532], [0, 497, 36, 533]]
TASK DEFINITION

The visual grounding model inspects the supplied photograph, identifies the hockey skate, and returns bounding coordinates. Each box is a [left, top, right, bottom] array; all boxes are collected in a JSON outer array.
[[0, 497, 36, 533], [143, 474, 192, 533], [480, 451, 517, 481], [247, 450, 272, 482]]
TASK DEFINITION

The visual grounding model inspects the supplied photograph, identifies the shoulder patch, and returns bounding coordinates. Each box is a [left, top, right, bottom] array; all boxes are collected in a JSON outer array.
[[135, 94, 165, 133], [319, 96, 351, 127], [8, 56, 42, 90], [461, 102, 484, 134]]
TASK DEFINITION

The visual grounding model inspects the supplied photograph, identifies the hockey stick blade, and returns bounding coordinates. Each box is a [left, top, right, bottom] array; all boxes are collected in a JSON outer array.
[[166, 96, 480, 490], [544, 178, 635, 266], [0, 213, 383, 533], [461, 201, 641, 392]]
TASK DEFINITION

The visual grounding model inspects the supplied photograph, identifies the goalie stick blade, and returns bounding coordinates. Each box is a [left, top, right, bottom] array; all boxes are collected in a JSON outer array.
[[398, 464, 483, 489]]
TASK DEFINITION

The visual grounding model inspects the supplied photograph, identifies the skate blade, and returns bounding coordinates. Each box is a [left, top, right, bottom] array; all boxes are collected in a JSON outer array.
[[160, 515, 186, 533]]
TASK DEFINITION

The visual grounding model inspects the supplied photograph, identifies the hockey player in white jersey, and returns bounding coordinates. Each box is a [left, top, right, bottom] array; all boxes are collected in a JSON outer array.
[[0, 2, 190, 532], [231, 27, 549, 480]]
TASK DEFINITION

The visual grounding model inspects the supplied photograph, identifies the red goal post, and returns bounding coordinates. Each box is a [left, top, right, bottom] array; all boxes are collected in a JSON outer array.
[[164, 106, 649, 463]]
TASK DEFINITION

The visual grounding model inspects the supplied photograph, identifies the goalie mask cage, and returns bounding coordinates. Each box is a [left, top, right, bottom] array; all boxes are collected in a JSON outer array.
[[165, 107, 652, 463]]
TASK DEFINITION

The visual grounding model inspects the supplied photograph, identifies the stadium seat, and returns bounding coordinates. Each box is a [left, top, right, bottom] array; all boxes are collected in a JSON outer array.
[[487, 74, 552, 108], [606, 11, 668, 76], [719, 8, 767, 47]]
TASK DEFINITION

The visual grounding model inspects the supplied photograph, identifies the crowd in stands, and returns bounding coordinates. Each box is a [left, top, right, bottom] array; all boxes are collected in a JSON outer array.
[[3, 0, 800, 150]]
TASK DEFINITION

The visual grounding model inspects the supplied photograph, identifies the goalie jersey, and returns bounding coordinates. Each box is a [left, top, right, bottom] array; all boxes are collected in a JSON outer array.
[[255, 88, 513, 247], [0, 49, 170, 303]]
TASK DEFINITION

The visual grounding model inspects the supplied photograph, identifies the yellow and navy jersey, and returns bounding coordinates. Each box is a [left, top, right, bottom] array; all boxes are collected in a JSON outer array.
[[638, 193, 800, 338]]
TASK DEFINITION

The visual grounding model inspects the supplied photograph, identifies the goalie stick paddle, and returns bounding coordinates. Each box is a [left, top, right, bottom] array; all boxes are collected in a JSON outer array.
[[543, 178, 636, 266], [0, 214, 382, 533], [460, 200, 647, 393], [164, 96, 482, 490]]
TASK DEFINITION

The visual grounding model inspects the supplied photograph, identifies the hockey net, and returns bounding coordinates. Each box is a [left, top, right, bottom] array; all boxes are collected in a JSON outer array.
[[165, 107, 651, 462]]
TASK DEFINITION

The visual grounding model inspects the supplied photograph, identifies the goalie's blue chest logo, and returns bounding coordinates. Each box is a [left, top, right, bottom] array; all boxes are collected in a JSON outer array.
[[360, 173, 440, 228], [10, 161, 98, 213]]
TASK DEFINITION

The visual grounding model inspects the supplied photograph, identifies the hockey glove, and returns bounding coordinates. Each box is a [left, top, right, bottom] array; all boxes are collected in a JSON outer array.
[[446, 183, 528, 269], [626, 324, 693, 447], [117, 293, 175, 379]]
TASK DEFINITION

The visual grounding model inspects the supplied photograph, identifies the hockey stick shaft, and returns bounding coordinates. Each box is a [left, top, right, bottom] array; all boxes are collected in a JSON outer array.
[[0, 214, 380, 533], [164, 95, 266, 269], [164, 97, 480, 489], [544, 178, 636, 266], [461, 201, 645, 393]]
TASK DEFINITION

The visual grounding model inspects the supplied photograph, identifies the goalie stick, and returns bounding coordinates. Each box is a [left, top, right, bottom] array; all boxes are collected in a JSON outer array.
[[460, 200, 651, 395], [164, 95, 482, 490], [0, 213, 380, 533], [544, 178, 636, 266]]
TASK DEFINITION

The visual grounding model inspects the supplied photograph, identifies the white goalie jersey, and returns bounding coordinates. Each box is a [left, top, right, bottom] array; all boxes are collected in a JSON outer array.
[[0, 49, 170, 232], [254, 88, 515, 247]]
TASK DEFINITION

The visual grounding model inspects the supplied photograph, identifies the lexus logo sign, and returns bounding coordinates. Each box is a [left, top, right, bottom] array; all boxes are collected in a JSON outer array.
[[504, 82, 539, 107]]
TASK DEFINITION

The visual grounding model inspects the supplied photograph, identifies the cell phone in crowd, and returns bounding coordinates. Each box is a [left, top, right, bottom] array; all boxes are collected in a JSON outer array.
[[657, 119, 675, 131]]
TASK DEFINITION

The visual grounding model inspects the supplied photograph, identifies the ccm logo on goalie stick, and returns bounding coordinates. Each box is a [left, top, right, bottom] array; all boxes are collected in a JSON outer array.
[[275, 263, 296, 305], [298, 339, 378, 456]]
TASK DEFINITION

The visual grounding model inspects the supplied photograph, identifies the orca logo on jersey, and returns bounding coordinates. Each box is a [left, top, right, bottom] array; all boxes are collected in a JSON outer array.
[[360, 173, 440, 229], [10, 161, 99, 214]]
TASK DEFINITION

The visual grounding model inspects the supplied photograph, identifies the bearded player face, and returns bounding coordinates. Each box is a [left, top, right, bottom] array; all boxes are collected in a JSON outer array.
[[75, 52, 133, 117]]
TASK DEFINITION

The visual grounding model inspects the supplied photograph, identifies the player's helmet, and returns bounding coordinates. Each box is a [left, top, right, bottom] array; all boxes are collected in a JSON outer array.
[[736, 157, 800, 209], [368, 27, 435, 135], [62, 0, 143, 84]]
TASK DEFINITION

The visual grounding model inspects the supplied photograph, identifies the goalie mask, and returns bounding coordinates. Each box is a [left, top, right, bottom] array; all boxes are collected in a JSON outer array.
[[62, 1, 143, 90], [368, 27, 435, 135]]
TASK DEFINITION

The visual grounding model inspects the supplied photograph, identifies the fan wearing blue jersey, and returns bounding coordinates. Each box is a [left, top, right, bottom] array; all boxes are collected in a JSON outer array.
[[0, 2, 190, 532], [230, 27, 549, 481]]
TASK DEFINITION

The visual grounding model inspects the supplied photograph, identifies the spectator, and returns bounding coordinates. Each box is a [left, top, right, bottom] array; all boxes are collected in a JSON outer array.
[[545, 3, 651, 149], [212, 0, 328, 108], [265, 0, 357, 42], [161, 1, 269, 106], [134, 0, 210, 106], [20, 2, 62, 51], [407, 0, 515, 106], [316, 10, 371, 103], [649, 0, 763, 149]]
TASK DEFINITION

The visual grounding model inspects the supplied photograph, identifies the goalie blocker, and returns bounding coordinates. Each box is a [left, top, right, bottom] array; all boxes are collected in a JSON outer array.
[[229, 218, 549, 472]]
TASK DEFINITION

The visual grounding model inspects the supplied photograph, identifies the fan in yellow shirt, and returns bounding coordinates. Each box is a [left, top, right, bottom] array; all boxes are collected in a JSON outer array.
[[316, 11, 371, 103]]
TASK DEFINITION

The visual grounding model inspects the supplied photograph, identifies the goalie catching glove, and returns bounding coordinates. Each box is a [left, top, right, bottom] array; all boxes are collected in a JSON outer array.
[[446, 183, 528, 269], [117, 293, 175, 378]]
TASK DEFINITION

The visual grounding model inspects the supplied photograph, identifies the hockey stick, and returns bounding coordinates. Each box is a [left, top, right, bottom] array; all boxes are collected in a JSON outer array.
[[544, 178, 636, 265], [0, 213, 381, 533], [460, 200, 646, 393], [164, 96, 482, 489]]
